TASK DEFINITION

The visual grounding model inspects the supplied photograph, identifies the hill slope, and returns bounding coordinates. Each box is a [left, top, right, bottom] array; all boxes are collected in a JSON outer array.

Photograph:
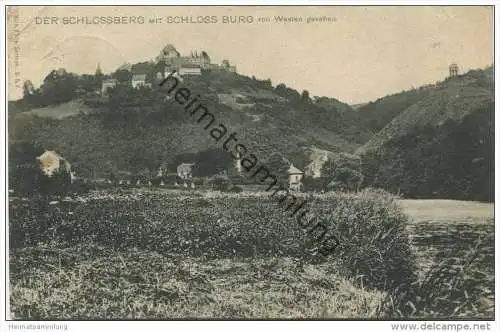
[[354, 87, 434, 135], [358, 67, 494, 201], [9, 70, 371, 177], [21, 100, 93, 119]]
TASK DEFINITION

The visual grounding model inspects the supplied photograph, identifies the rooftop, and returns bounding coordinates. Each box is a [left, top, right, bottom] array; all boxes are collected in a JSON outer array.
[[288, 164, 303, 174]]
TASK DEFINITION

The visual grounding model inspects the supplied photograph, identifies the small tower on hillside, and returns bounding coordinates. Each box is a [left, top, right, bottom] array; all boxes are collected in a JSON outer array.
[[449, 63, 459, 77], [95, 63, 103, 76]]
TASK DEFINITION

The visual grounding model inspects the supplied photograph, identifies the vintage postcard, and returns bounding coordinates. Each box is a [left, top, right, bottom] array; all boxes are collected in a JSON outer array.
[[3, 4, 495, 326]]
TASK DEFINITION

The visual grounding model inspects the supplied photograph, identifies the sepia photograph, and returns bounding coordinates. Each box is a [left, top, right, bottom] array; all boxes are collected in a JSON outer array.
[[2, 3, 496, 326]]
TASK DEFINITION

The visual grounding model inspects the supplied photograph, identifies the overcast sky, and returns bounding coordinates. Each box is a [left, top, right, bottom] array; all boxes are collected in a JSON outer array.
[[7, 6, 493, 104]]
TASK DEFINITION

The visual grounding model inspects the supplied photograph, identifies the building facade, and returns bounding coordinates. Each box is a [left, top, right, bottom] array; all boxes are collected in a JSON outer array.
[[179, 65, 202, 76], [36, 150, 73, 182], [132, 74, 147, 88], [288, 164, 304, 191], [177, 163, 195, 180], [155, 44, 237, 74]]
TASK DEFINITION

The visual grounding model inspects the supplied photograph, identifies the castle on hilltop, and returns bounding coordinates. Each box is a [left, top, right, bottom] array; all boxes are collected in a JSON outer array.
[[97, 44, 238, 96], [156, 44, 236, 75]]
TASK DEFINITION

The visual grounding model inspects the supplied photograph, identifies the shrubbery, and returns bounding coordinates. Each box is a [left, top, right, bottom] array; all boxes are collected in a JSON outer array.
[[302, 176, 325, 192], [229, 185, 243, 193], [314, 189, 417, 290], [10, 188, 417, 292], [384, 234, 494, 319], [9, 189, 493, 319], [303, 152, 364, 193], [360, 104, 494, 202], [209, 174, 231, 191]]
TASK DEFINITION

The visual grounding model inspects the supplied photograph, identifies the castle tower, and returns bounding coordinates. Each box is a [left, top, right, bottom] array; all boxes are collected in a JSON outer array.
[[449, 63, 459, 77], [158, 44, 180, 62]]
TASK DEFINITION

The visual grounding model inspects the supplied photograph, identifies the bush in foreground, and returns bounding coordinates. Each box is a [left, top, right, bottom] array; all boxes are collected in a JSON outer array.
[[229, 185, 243, 193], [384, 233, 495, 319], [311, 189, 417, 291], [209, 174, 231, 191]]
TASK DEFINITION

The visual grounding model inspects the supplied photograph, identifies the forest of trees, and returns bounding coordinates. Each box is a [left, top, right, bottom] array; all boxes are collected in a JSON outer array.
[[360, 103, 494, 202], [303, 152, 363, 192]]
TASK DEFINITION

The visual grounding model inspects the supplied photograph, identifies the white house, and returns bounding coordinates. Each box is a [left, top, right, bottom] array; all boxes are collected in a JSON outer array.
[[132, 74, 147, 89], [36, 150, 73, 183], [177, 163, 195, 179]]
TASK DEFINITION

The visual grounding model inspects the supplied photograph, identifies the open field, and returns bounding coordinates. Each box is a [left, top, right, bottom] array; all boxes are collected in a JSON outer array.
[[20, 100, 92, 119], [403, 200, 494, 290], [400, 199, 493, 224], [8, 189, 495, 319]]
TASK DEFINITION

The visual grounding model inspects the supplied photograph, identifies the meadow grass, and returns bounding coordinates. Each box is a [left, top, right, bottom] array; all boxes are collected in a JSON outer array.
[[8, 189, 494, 319], [10, 248, 385, 319]]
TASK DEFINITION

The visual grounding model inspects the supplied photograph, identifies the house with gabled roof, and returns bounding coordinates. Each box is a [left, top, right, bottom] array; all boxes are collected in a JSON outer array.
[[177, 162, 195, 180], [131, 74, 147, 89], [288, 164, 304, 191], [36, 150, 73, 181]]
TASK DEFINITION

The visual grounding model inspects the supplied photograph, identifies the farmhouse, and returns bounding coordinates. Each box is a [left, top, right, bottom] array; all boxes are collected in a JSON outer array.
[[34, 150, 74, 194], [36, 150, 73, 181], [132, 74, 147, 88], [288, 164, 304, 191], [177, 163, 195, 180]]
